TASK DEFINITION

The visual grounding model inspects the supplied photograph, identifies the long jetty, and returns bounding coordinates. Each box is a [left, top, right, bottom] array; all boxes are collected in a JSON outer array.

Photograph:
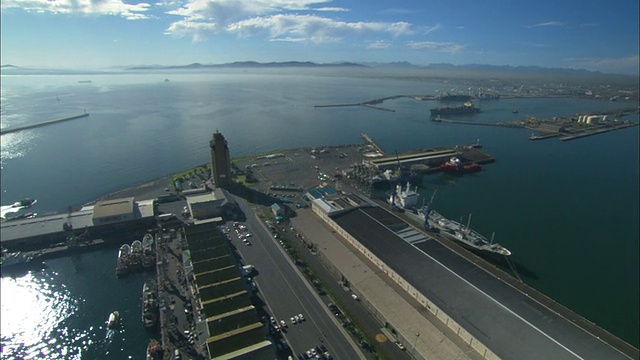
[[431, 116, 524, 128], [315, 94, 436, 112], [360, 132, 384, 155], [0, 112, 89, 135]]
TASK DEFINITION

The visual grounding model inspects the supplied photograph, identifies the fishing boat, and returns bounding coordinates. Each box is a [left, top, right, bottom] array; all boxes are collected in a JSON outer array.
[[131, 240, 143, 253], [142, 233, 155, 269], [141, 280, 158, 328], [116, 244, 131, 277], [118, 244, 131, 259], [107, 311, 119, 329], [146, 339, 162, 360]]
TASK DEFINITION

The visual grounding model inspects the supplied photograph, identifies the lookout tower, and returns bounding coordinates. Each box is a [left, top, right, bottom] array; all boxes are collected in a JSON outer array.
[[209, 131, 231, 188]]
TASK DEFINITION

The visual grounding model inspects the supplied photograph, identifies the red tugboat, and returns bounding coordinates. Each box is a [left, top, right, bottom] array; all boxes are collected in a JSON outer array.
[[439, 157, 481, 175], [146, 339, 162, 360]]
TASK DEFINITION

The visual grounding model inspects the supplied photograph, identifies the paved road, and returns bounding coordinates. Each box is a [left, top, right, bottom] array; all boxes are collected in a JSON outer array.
[[231, 194, 364, 360], [284, 213, 413, 360]]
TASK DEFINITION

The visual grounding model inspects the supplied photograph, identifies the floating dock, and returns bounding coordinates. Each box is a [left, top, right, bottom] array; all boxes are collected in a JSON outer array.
[[0, 112, 90, 135]]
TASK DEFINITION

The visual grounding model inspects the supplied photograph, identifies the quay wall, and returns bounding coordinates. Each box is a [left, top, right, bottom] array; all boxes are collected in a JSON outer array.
[[310, 204, 500, 360]]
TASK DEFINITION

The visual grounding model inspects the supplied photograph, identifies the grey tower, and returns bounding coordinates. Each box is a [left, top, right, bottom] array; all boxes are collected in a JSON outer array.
[[209, 131, 231, 188]]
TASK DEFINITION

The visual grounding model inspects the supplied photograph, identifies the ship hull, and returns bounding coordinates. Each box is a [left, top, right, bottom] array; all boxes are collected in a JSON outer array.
[[424, 210, 511, 256]]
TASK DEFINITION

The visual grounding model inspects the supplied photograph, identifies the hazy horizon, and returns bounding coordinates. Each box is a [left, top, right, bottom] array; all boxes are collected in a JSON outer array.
[[1, 0, 638, 75]]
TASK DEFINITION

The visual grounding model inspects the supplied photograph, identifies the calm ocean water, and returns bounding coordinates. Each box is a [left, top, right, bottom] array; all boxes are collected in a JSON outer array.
[[1, 69, 638, 358]]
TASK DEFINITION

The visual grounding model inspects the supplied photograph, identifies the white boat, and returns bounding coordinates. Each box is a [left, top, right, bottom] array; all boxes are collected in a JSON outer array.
[[107, 311, 119, 329], [388, 182, 420, 210]]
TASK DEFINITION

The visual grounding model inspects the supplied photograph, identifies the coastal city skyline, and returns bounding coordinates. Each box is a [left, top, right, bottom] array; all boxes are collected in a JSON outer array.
[[1, 0, 639, 75]]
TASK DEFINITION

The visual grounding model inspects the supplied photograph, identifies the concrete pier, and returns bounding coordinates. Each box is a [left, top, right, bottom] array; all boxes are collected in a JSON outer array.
[[0, 112, 90, 135]]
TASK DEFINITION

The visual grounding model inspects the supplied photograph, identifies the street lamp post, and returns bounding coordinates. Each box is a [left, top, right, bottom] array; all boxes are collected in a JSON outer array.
[[413, 332, 420, 358]]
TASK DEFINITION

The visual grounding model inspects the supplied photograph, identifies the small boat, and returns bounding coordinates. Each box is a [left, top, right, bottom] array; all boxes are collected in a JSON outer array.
[[107, 311, 119, 329], [12, 198, 36, 208], [147, 339, 162, 360]]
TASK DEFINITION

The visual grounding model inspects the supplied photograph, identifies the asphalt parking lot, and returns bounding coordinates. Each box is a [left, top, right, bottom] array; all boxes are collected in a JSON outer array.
[[233, 143, 368, 201]]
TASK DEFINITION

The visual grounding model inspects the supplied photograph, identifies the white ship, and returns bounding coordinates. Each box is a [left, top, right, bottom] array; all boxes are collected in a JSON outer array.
[[388, 182, 420, 211], [420, 190, 511, 256]]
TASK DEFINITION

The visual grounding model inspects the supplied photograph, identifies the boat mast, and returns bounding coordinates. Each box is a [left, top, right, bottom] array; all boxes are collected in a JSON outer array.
[[465, 214, 473, 234]]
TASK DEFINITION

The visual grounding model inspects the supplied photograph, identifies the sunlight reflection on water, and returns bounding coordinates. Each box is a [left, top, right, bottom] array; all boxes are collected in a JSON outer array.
[[0, 271, 90, 359]]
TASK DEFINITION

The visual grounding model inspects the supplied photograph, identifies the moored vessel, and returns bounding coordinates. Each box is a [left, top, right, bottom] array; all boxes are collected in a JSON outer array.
[[116, 244, 131, 277], [142, 233, 155, 269], [430, 101, 480, 116], [141, 280, 158, 328], [420, 191, 511, 256], [439, 157, 481, 175], [388, 182, 420, 211], [146, 339, 162, 360], [128, 240, 144, 270]]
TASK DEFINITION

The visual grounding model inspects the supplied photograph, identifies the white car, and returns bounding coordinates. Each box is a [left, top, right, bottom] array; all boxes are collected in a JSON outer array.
[[290, 316, 297, 324], [279, 320, 287, 328], [298, 313, 305, 322]]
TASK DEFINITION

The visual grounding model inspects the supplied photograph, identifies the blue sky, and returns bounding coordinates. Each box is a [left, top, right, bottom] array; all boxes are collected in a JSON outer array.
[[1, 0, 638, 74]]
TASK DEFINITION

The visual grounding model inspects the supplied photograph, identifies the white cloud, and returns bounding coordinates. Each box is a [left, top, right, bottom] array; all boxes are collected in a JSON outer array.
[[421, 23, 441, 35], [165, 19, 217, 41], [166, 0, 332, 24], [314, 7, 349, 12], [527, 21, 565, 28], [366, 40, 391, 49], [1, 0, 153, 19], [407, 41, 465, 53], [168, 13, 413, 43]]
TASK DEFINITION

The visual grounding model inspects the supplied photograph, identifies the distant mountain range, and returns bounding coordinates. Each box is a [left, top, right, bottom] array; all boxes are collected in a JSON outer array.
[[126, 61, 365, 70], [122, 61, 620, 77], [1, 61, 636, 80]]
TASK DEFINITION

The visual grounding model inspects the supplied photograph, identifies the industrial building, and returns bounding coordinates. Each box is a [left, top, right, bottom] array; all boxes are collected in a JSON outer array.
[[184, 222, 273, 359], [306, 188, 629, 360], [210, 131, 232, 188], [0, 197, 155, 251], [186, 188, 230, 222]]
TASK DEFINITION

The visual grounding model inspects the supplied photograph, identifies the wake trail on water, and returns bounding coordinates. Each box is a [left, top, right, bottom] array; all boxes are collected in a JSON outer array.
[[0, 204, 21, 219]]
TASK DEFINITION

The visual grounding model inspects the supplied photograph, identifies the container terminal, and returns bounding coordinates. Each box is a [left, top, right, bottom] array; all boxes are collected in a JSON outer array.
[[1, 131, 638, 360]]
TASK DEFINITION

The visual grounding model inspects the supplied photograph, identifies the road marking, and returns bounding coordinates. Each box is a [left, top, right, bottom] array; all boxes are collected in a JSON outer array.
[[361, 210, 588, 360]]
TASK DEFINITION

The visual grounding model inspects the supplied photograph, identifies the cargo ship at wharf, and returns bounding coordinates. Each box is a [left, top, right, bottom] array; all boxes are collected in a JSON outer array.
[[387, 183, 511, 257]]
